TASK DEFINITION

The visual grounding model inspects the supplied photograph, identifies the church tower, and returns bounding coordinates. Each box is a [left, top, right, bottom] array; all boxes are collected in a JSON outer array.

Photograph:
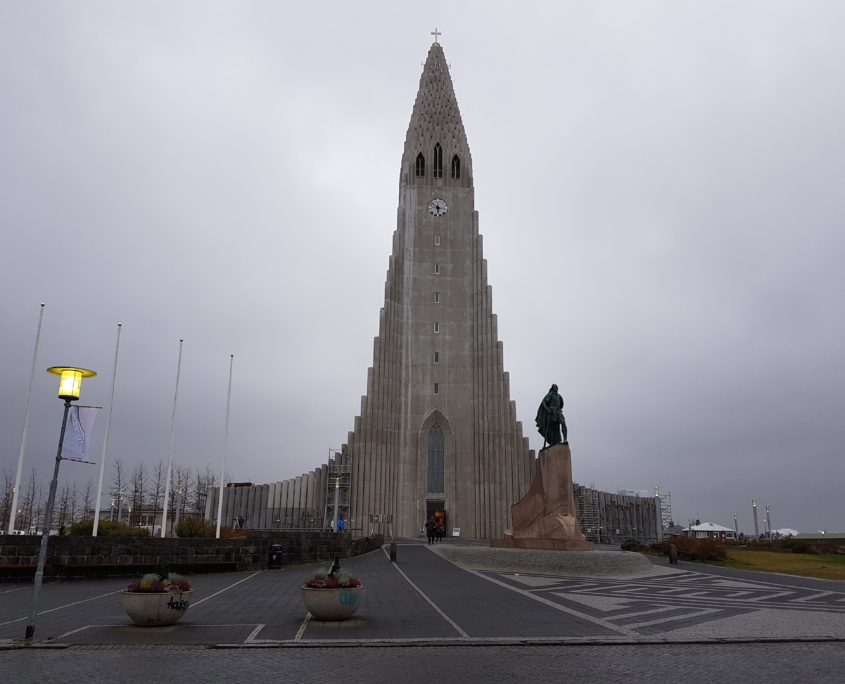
[[344, 40, 535, 539]]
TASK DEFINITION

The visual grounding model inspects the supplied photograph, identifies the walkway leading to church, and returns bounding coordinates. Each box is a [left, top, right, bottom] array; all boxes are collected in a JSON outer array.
[[2, 542, 845, 647]]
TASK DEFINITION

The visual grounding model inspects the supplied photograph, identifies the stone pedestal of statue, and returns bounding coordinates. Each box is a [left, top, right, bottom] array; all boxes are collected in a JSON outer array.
[[490, 443, 593, 551]]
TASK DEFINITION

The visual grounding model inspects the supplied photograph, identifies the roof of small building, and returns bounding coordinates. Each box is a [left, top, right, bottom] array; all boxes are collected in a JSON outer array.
[[687, 522, 735, 532]]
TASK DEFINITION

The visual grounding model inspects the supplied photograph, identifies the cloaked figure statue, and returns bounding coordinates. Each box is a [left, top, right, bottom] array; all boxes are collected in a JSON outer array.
[[535, 383, 568, 448]]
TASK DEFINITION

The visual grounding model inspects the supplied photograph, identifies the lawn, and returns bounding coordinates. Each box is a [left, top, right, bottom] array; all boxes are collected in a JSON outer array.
[[723, 549, 845, 581]]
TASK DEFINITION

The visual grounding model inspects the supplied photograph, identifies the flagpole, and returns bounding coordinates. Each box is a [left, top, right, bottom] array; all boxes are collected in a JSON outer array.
[[216, 354, 234, 539], [8, 303, 45, 535], [160, 339, 183, 538], [93, 323, 122, 536]]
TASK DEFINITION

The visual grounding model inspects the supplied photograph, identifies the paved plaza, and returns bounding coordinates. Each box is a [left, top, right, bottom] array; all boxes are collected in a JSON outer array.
[[3, 542, 845, 681]]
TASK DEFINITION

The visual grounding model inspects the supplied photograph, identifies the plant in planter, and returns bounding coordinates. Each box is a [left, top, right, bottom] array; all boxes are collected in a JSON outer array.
[[120, 572, 193, 627], [300, 559, 364, 621]]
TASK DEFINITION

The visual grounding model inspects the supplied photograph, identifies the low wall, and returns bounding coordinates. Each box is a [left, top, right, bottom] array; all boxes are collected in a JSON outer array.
[[0, 532, 383, 581]]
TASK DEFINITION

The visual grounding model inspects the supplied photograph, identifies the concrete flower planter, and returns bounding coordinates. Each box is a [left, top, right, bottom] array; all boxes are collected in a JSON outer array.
[[120, 590, 193, 627], [300, 586, 364, 621]]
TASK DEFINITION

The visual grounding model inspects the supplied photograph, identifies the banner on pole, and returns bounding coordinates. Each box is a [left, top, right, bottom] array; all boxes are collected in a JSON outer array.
[[62, 406, 98, 462]]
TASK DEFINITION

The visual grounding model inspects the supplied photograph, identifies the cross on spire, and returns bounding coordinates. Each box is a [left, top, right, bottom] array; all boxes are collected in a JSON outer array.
[[431, 27, 442, 44]]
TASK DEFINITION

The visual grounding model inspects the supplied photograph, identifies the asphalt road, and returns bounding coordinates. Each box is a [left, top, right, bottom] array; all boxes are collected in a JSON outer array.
[[3, 543, 845, 682]]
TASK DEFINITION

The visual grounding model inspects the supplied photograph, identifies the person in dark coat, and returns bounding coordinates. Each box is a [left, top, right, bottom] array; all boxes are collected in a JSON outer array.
[[425, 517, 435, 545]]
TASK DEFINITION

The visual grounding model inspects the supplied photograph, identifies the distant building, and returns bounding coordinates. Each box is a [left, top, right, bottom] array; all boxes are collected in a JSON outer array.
[[575, 485, 662, 543], [617, 489, 651, 498], [684, 522, 737, 540]]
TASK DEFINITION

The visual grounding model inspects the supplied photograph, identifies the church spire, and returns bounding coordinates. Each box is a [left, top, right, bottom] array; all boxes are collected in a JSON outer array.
[[403, 42, 472, 187]]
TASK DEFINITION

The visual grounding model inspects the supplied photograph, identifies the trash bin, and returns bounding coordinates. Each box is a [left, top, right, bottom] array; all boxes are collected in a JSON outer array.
[[269, 544, 284, 569]]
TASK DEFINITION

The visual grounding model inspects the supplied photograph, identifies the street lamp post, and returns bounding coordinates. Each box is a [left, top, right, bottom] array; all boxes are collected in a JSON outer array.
[[765, 505, 772, 539], [25, 366, 96, 641], [752, 498, 759, 539]]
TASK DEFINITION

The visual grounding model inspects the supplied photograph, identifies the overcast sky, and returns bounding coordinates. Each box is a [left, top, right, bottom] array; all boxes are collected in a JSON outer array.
[[2, 1, 843, 534]]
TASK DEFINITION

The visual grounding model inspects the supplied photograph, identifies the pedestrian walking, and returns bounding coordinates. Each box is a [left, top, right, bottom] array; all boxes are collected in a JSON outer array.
[[425, 517, 435, 545]]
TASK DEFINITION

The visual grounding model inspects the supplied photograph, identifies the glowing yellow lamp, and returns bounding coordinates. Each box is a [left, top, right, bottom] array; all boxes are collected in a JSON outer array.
[[47, 366, 97, 400]]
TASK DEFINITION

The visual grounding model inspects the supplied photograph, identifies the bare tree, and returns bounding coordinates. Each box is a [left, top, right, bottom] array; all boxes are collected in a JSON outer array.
[[57, 481, 71, 531], [172, 465, 192, 527], [68, 481, 79, 524], [19, 467, 38, 532], [150, 460, 165, 533], [193, 465, 216, 518], [32, 478, 45, 533], [110, 459, 126, 522], [80, 478, 94, 520], [129, 463, 147, 527], [1, 467, 14, 530]]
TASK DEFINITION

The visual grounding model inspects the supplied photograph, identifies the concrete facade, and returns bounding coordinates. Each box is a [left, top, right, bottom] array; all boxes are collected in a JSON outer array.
[[340, 42, 535, 538]]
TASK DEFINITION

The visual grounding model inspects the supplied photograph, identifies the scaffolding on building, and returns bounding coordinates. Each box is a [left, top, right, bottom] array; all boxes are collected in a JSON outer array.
[[323, 448, 351, 529], [576, 483, 601, 542], [368, 513, 394, 539], [655, 485, 673, 529]]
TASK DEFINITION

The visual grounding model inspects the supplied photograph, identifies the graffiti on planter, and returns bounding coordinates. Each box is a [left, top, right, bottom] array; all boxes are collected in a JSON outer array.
[[339, 591, 360, 607], [167, 596, 191, 611]]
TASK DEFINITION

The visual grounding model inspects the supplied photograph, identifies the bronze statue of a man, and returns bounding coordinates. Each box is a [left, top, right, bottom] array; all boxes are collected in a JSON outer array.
[[535, 383, 568, 448]]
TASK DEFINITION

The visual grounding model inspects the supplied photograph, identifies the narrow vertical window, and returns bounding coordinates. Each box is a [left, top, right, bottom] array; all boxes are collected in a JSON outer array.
[[433, 322, 440, 333], [434, 263, 440, 275], [434, 351, 439, 363], [451, 154, 460, 180], [433, 143, 443, 178], [415, 153, 425, 177], [433, 383, 439, 394], [428, 425, 444, 491], [434, 235, 441, 246], [434, 291, 440, 303]]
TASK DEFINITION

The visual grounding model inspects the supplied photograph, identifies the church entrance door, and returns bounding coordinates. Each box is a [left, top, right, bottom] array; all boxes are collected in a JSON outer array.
[[426, 499, 448, 533]]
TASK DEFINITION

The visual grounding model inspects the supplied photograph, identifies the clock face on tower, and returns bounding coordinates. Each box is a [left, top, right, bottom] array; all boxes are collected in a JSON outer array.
[[428, 198, 448, 216]]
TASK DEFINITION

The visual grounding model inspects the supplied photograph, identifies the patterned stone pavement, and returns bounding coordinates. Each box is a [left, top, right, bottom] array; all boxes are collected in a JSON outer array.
[[488, 566, 845, 639]]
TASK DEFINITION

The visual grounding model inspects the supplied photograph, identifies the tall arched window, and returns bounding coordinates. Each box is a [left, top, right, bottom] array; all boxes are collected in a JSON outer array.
[[433, 143, 443, 178], [415, 152, 425, 177], [451, 155, 460, 180], [427, 424, 444, 492]]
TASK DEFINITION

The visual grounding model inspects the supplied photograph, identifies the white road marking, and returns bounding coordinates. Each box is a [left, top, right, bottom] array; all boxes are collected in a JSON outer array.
[[624, 607, 720, 629], [386, 547, 469, 638], [244, 624, 265, 643], [294, 613, 311, 641], [794, 591, 834, 603], [190, 571, 262, 607], [0, 587, 28, 594], [0, 589, 123, 626]]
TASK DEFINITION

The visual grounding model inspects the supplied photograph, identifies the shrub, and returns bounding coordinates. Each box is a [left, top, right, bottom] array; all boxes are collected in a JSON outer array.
[[621, 539, 650, 553], [175, 517, 216, 538], [68, 518, 149, 537], [221, 526, 247, 539], [782, 539, 819, 554], [672, 536, 728, 562]]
